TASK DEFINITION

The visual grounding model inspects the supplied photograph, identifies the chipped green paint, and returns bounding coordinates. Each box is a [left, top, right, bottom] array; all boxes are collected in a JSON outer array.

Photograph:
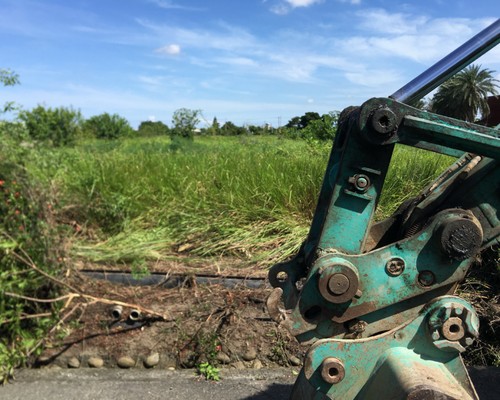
[[269, 27, 500, 398], [268, 97, 499, 399], [301, 297, 479, 399]]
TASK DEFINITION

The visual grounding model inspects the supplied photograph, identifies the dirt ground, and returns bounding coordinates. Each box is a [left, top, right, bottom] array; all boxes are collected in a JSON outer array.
[[38, 266, 305, 372]]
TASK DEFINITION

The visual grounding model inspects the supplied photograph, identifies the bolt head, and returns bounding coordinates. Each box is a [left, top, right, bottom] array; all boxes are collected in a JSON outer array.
[[418, 270, 435, 287], [328, 273, 350, 295], [385, 258, 405, 276]]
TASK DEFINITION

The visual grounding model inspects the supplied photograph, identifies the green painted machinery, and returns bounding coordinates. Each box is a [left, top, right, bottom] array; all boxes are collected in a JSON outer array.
[[268, 19, 500, 399]]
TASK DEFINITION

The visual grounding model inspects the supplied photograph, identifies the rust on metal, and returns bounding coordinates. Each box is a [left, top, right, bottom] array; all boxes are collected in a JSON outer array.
[[320, 357, 345, 384]]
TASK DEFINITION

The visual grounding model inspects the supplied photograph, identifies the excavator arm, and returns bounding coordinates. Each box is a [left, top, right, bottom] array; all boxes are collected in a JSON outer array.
[[268, 19, 500, 400]]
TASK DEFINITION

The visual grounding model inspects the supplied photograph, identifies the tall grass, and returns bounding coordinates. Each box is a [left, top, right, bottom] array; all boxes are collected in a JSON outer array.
[[26, 136, 453, 267]]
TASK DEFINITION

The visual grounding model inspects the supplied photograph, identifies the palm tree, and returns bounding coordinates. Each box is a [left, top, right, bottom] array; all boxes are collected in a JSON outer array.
[[430, 64, 499, 122]]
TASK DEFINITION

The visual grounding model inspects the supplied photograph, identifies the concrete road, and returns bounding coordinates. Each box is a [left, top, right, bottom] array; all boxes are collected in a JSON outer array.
[[1, 368, 296, 400], [2, 367, 498, 400]]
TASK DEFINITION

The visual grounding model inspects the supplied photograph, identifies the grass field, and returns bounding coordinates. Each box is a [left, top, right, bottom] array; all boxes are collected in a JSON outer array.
[[2, 130, 498, 376], [25, 135, 453, 267]]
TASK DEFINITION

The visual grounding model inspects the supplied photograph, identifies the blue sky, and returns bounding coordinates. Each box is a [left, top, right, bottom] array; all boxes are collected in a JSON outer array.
[[1, 0, 499, 128]]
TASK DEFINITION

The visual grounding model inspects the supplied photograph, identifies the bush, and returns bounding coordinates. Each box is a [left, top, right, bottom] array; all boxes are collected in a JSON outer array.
[[0, 124, 63, 382], [84, 113, 135, 140], [282, 112, 338, 141], [138, 120, 170, 137], [220, 121, 246, 136], [18, 106, 82, 147]]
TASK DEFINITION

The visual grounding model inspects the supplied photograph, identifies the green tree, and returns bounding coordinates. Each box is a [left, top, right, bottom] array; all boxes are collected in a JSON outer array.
[[299, 112, 321, 129], [138, 120, 169, 137], [221, 121, 246, 136], [431, 64, 499, 122], [286, 116, 301, 129], [207, 117, 220, 136], [171, 108, 200, 139], [299, 112, 338, 141], [408, 98, 428, 110], [0, 68, 19, 87], [1, 68, 20, 114], [18, 105, 82, 146], [84, 113, 134, 139]]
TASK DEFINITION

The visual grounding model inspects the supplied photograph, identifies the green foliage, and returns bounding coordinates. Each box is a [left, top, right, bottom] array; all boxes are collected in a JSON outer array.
[[137, 120, 169, 137], [0, 69, 20, 87], [0, 124, 63, 383], [18, 106, 82, 147], [197, 362, 220, 381], [1, 68, 20, 115], [431, 64, 499, 122], [171, 108, 201, 139], [206, 117, 220, 136], [286, 111, 321, 130], [283, 111, 338, 141], [84, 113, 134, 140], [220, 121, 246, 136]]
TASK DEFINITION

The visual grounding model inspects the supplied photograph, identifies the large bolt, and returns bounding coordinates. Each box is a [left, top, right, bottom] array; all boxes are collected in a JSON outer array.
[[386, 258, 405, 276], [320, 357, 345, 384], [317, 259, 360, 304], [328, 273, 350, 295], [348, 174, 371, 193], [439, 215, 483, 260], [370, 108, 398, 137]]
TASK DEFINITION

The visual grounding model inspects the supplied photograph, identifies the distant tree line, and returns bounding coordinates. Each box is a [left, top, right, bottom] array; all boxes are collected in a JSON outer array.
[[7, 104, 341, 147], [2, 64, 498, 147]]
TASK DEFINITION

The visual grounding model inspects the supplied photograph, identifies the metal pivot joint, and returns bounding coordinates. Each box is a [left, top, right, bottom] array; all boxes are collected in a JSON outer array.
[[317, 257, 361, 304]]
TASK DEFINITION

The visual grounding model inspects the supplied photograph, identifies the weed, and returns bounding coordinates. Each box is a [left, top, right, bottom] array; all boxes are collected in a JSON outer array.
[[268, 329, 290, 366], [130, 258, 149, 279], [197, 362, 220, 381]]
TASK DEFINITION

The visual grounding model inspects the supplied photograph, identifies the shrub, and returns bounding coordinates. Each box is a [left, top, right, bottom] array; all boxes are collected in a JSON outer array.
[[0, 124, 63, 382], [18, 106, 82, 147], [84, 113, 135, 140], [282, 112, 338, 141], [138, 120, 170, 137]]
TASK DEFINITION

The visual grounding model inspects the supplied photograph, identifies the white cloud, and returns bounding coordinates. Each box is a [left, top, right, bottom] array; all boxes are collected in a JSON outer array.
[[216, 57, 258, 67], [356, 9, 428, 35], [138, 20, 258, 52], [148, 115, 156, 121], [270, 4, 289, 15], [345, 68, 403, 88], [341, 14, 498, 65], [138, 75, 163, 86], [270, 0, 323, 15], [148, 0, 203, 11], [285, 0, 323, 7], [156, 43, 181, 55]]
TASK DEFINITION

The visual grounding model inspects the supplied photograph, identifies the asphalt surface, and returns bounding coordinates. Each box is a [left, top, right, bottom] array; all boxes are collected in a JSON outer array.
[[1, 368, 297, 400], [2, 366, 499, 400]]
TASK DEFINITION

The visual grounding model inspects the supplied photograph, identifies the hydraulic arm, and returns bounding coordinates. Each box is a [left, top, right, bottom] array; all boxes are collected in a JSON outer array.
[[268, 19, 500, 399]]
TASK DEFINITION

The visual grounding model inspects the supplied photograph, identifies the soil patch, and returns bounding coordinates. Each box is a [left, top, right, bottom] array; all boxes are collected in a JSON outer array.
[[38, 270, 305, 372]]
